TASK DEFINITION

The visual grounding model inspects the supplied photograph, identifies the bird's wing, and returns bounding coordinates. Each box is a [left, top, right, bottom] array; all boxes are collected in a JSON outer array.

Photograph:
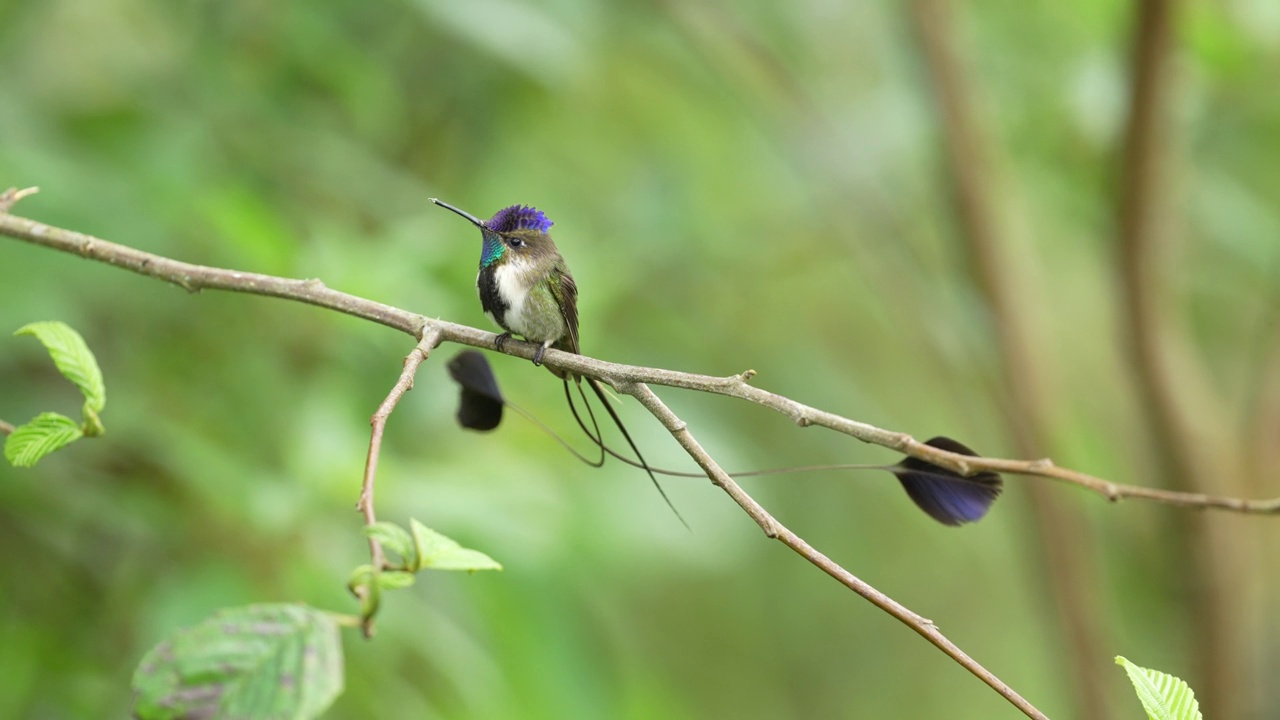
[[549, 266, 580, 354]]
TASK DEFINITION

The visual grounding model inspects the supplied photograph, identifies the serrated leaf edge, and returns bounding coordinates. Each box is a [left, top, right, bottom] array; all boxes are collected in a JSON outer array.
[[1116, 656, 1202, 720], [15, 321, 106, 414], [4, 412, 84, 467]]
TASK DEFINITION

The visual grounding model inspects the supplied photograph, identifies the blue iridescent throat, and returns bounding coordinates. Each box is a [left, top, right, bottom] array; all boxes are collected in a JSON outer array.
[[480, 234, 504, 269]]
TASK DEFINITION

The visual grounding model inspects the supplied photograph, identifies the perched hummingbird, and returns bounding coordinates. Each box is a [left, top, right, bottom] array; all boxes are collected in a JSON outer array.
[[431, 198, 684, 524]]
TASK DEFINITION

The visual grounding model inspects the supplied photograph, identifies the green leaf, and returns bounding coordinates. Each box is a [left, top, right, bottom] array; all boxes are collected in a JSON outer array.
[[132, 603, 343, 720], [4, 412, 84, 467], [15, 321, 106, 417], [410, 518, 502, 572], [1116, 656, 1202, 720], [364, 521, 415, 568], [346, 565, 380, 619], [377, 571, 416, 590], [347, 564, 376, 588]]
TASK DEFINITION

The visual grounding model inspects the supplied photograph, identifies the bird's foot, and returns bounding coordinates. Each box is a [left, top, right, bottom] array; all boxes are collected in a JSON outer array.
[[494, 332, 512, 352], [532, 340, 552, 367]]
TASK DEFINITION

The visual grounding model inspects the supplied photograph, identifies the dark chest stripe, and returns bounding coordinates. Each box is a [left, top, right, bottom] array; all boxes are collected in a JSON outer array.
[[477, 268, 508, 326]]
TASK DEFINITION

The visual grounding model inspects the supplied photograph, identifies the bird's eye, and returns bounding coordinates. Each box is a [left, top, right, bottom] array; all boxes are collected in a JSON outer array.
[[508, 238, 525, 248]]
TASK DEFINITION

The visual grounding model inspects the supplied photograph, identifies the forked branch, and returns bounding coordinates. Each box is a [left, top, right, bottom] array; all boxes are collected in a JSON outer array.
[[3, 205, 1271, 514], [6, 190, 1280, 718]]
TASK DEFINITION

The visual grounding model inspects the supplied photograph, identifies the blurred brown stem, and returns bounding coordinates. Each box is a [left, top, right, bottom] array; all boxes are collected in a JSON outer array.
[[909, 1, 1114, 717], [1248, 317, 1280, 492], [1118, 0, 1196, 492], [1115, 0, 1245, 715], [0, 419, 14, 435]]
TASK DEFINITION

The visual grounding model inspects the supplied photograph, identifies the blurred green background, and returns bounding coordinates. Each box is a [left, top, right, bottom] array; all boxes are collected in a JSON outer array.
[[3, 0, 1280, 718]]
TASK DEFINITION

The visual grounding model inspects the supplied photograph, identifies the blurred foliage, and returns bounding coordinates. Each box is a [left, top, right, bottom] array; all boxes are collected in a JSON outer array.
[[2, 0, 1280, 718], [132, 603, 344, 720]]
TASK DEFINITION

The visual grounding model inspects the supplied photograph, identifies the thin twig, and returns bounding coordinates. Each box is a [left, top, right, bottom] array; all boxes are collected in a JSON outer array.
[[360, 335, 443, 536], [624, 382, 1048, 720], [0, 186, 39, 213], [360, 332, 442, 519], [0, 212, 416, 334], [354, 331, 442, 637], [2, 201, 1276, 719], [0, 419, 14, 435], [2, 210, 1278, 515]]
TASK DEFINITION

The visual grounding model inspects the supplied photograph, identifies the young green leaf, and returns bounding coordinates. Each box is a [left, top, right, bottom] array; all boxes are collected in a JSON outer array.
[[347, 564, 376, 588], [132, 603, 343, 720], [15, 322, 106, 421], [410, 518, 502, 572], [4, 412, 84, 467], [1115, 656, 1202, 720], [346, 564, 380, 619], [363, 521, 415, 567]]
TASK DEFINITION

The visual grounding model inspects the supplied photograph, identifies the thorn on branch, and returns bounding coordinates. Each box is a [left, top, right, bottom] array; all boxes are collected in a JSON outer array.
[[0, 186, 39, 213]]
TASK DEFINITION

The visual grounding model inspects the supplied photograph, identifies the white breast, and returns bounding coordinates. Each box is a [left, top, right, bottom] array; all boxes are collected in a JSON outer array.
[[490, 259, 534, 335]]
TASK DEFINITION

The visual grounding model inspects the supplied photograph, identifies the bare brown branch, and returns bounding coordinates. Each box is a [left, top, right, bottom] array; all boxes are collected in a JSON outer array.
[[360, 333, 443, 521], [352, 332, 443, 638], [0, 419, 14, 435], [624, 382, 1048, 719], [2, 209, 1277, 512], [4, 202, 1278, 717]]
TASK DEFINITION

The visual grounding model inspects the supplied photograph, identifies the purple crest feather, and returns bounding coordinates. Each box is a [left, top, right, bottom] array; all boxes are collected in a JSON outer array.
[[485, 204, 554, 233]]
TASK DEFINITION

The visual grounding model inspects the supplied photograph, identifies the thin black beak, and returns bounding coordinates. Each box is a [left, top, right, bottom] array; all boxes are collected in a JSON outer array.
[[430, 198, 485, 228]]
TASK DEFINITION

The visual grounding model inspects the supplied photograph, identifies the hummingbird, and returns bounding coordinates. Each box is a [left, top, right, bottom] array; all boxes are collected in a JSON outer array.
[[431, 198, 685, 525]]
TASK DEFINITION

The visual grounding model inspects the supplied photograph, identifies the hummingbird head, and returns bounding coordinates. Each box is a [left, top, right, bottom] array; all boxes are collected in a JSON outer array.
[[430, 199, 556, 270]]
